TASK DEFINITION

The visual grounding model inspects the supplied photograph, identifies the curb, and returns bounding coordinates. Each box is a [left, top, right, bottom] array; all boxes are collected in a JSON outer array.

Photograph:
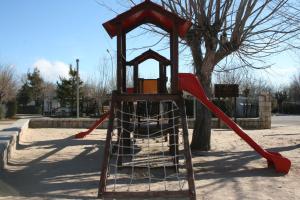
[[0, 119, 29, 170]]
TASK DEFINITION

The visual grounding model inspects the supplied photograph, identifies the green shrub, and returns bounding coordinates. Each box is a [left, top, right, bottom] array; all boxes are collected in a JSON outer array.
[[282, 102, 300, 114], [17, 105, 42, 114], [6, 100, 17, 118], [0, 105, 4, 119]]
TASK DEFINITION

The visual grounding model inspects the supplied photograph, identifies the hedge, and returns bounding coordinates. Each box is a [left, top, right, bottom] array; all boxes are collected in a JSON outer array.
[[282, 102, 300, 114]]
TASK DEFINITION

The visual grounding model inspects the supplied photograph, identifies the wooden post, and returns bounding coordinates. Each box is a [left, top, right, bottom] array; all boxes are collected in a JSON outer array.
[[98, 93, 116, 197], [162, 64, 167, 93], [133, 63, 138, 93], [177, 97, 196, 200], [234, 97, 237, 123], [159, 62, 163, 93], [116, 24, 122, 93], [218, 97, 221, 128], [122, 32, 126, 93], [170, 23, 178, 94]]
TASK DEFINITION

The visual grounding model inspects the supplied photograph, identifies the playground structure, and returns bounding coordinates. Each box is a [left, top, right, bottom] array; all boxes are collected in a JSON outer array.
[[75, 0, 291, 199]]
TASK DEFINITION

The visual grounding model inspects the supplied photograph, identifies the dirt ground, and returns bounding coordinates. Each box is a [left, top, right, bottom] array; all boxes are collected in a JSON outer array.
[[0, 123, 299, 199], [0, 119, 16, 131]]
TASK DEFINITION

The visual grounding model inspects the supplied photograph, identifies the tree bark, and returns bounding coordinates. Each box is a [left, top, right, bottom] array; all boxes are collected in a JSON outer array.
[[190, 73, 212, 151], [189, 42, 214, 151]]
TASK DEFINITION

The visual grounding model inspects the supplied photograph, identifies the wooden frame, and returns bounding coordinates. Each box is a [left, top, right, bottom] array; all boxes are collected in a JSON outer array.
[[127, 49, 170, 94], [100, 0, 195, 199], [98, 93, 196, 200]]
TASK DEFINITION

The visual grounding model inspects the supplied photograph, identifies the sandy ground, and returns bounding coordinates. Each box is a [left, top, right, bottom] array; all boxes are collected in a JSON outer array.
[[0, 123, 299, 199], [0, 120, 16, 131]]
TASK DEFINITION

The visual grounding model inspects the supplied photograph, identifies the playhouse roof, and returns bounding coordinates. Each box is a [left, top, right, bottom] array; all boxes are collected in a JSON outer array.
[[103, 0, 192, 38], [127, 49, 170, 66]]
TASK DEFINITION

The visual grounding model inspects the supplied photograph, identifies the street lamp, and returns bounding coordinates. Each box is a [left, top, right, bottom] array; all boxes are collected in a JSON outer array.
[[76, 59, 80, 118], [106, 49, 114, 79]]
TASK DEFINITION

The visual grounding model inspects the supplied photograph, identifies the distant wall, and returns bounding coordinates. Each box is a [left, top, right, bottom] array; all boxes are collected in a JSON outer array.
[[29, 118, 116, 129], [188, 93, 271, 130], [29, 93, 272, 130]]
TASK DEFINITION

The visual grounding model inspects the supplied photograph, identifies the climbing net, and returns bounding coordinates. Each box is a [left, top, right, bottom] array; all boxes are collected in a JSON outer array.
[[104, 100, 190, 194]]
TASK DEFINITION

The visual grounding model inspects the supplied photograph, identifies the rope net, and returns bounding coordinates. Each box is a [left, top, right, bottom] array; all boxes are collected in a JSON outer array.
[[105, 100, 190, 193]]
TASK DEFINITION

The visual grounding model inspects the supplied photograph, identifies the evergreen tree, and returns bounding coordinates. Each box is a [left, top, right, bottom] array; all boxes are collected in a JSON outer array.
[[16, 82, 32, 108], [56, 65, 83, 115], [16, 68, 44, 114], [27, 68, 44, 107]]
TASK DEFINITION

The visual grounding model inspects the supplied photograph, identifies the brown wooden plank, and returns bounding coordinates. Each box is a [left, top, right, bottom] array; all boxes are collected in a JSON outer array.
[[170, 23, 179, 94], [116, 93, 181, 102], [101, 190, 190, 199], [177, 97, 197, 200], [116, 24, 122, 92], [98, 93, 117, 197]]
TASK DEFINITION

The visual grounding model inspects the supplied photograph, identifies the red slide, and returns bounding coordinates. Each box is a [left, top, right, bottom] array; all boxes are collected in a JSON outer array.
[[178, 73, 291, 174], [75, 112, 110, 139]]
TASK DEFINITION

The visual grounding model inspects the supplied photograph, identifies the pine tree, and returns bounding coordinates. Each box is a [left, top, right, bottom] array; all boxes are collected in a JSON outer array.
[[16, 68, 44, 114], [16, 82, 32, 108], [56, 65, 83, 115], [27, 68, 44, 107]]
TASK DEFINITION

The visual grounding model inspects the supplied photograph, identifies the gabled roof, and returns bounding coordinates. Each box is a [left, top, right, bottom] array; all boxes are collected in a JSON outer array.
[[103, 0, 192, 38], [127, 49, 170, 66]]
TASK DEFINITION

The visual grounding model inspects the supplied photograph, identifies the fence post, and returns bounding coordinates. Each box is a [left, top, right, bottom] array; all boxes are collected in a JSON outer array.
[[259, 93, 272, 129]]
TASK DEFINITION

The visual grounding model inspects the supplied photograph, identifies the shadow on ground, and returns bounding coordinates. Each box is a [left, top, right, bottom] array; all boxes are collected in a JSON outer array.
[[192, 144, 299, 189], [0, 133, 298, 199], [0, 135, 105, 199]]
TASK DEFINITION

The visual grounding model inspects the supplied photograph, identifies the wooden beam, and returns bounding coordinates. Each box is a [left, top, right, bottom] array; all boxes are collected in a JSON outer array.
[[122, 31, 126, 92], [115, 93, 181, 102], [116, 24, 122, 92], [98, 93, 116, 197], [133, 63, 138, 93], [177, 97, 197, 200], [170, 23, 179, 94], [102, 190, 190, 199]]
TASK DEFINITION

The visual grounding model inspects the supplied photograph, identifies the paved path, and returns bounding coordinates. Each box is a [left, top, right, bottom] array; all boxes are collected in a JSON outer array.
[[0, 120, 16, 131], [271, 115, 300, 127]]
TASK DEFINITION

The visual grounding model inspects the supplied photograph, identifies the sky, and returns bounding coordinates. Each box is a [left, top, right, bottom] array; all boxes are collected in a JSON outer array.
[[0, 0, 299, 88]]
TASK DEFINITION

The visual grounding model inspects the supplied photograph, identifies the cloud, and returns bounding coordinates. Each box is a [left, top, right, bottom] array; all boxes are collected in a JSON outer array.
[[32, 59, 70, 82]]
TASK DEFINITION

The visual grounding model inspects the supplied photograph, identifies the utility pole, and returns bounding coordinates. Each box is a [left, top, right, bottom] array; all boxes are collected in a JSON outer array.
[[106, 49, 114, 79], [76, 59, 80, 118]]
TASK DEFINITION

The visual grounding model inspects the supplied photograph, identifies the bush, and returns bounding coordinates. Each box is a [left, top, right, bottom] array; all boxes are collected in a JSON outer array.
[[6, 100, 17, 118], [282, 102, 300, 114], [0, 105, 4, 119], [17, 105, 42, 114]]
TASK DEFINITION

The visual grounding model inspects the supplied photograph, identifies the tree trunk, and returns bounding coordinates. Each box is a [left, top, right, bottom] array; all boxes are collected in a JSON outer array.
[[189, 44, 214, 151], [190, 77, 212, 151]]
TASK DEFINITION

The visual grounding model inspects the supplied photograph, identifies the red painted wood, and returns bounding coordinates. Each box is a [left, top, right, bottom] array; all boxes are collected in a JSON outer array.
[[103, 0, 191, 38], [127, 49, 170, 66], [178, 73, 291, 174], [74, 112, 110, 138]]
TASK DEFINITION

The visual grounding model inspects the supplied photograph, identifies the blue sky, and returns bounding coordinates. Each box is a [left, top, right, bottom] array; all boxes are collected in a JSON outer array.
[[0, 0, 299, 87]]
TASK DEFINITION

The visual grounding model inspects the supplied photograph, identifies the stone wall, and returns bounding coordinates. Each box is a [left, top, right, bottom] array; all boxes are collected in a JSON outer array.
[[29, 93, 272, 130], [29, 118, 115, 129], [258, 93, 272, 129], [0, 119, 29, 170], [188, 93, 272, 130]]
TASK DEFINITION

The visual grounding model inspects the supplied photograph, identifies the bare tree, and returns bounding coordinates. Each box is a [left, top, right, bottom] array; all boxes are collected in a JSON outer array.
[[288, 70, 300, 101], [88, 57, 116, 114], [0, 64, 17, 104], [155, 0, 300, 150], [214, 68, 246, 85], [215, 68, 274, 96], [99, 0, 300, 150], [42, 82, 56, 114]]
